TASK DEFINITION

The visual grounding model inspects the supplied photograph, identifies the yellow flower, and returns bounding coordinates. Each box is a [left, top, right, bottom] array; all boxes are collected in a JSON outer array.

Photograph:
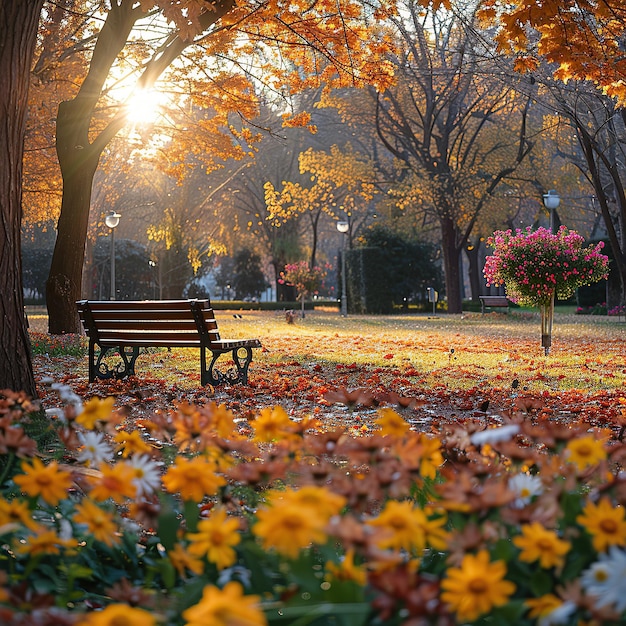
[[183, 581, 267, 626], [253, 501, 327, 559], [268, 486, 346, 522], [250, 406, 298, 442], [375, 408, 410, 437], [326, 549, 367, 585], [367, 500, 448, 553], [113, 430, 153, 457], [577, 497, 626, 552], [207, 402, 237, 439], [513, 522, 571, 568], [13, 458, 72, 506], [168, 543, 204, 577], [15, 527, 77, 557], [73, 499, 120, 547], [76, 603, 156, 626], [526, 594, 564, 619], [565, 435, 606, 470], [441, 550, 516, 622], [75, 396, 116, 429], [0, 495, 38, 530], [416, 433, 444, 479], [162, 456, 226, 502], [88, 462, 137, 504], [187, 508, 241, 570]]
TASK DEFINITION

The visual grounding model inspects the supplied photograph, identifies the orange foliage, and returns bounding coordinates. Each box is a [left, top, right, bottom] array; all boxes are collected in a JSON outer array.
[[24, 0, 397, 227], [477, 0, 626, 105]]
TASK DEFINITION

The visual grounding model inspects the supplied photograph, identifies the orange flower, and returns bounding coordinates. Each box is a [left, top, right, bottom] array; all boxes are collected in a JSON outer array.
[[113, 430, 153, 457], [76, 603, 156, 626], [565, 435, 606, 471], [75, 396, 116, 429], [367, 500, 448, 553], [441, 550, 515, 622], [15, 526, 77, 557], [187, 508, 241, 569], [182, 581, 266, 626], [375, 408, 410, 437], [0, 495, 38, 530], [13, 458, 72, 506], [73, 499, 120, 546], [267, 486, 346, 522], [577, 497, 626, 552], [168, 543, 204, 577], [513, 522, 571, 569], [250, 406, 299, 442], [253, 501, 327, 559], [87, 462, 137, 504], [162, 456, 226, 502], [326, 549, 367, 585]]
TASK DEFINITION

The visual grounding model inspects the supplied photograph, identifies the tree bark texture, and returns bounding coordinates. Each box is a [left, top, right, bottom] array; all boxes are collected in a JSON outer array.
[[0, 0, 45, 396], [440, 216, 463, 314]]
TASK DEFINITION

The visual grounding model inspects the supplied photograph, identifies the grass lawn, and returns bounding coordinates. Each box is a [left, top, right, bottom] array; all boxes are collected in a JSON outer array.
[[28, 307, 626, 427]]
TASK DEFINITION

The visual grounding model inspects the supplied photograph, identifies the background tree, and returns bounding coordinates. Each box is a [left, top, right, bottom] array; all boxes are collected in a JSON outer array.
[[545, 86, 626, 302], [265, 144, 378, 269], [0, 0, 45, 395], [328, 2, 535, 312], [22, 223, 56, 304], [232, 248, 268, 300]]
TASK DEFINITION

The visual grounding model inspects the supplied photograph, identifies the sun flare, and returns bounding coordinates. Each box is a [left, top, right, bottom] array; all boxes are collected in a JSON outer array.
[[124, 89, 166, 125]]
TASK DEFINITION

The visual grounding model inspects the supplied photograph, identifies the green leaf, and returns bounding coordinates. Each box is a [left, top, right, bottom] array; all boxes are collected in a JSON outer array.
[[529, 569, 553, 596], [158, 496, 182, 551], [266, 601, 370, 626], [184, 499, 200, 534]]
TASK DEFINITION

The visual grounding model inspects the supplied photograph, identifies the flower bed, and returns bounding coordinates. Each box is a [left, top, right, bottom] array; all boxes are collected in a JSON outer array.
[[1, 383, 626, 625]]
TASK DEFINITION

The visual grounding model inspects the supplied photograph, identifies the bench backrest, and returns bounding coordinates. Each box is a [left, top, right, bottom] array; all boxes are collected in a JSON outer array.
[[77, 299, 221, 347]]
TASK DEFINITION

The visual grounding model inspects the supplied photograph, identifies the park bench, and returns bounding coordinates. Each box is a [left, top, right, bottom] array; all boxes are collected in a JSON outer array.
[[76, 299, 261, 386], [479, 295, 510, 314]]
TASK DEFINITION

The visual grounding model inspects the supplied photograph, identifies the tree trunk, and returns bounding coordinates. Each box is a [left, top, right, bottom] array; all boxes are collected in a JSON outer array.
[[440, 216, 463, 314], [46, 106, 100, 334], [0, 0, 45, 396], [465, 240, 483, 301]]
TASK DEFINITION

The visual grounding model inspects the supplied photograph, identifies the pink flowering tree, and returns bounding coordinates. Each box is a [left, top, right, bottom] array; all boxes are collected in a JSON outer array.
[[484, 227, 609, 354], [279, 261, 327, 318]]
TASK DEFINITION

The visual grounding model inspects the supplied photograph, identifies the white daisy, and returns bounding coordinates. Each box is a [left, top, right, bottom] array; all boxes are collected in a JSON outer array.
[[50, 382, 83, 413], [127, 455, 162, 496], [76, 431, 113, 467], [581, 546, 626, 613], [470, 423, 520, 446], [508, 473, 543, 508]]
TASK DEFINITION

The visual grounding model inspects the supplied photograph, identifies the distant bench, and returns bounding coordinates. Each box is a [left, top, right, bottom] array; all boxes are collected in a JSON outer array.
[[77, 299, 261, 386], [479, 295, 510, 314]]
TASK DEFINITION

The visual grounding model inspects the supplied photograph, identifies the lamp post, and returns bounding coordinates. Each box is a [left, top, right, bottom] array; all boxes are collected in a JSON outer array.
[[105, 211, 121, 300], [542, 190, 560, 233], [337, 221, 349, 316]]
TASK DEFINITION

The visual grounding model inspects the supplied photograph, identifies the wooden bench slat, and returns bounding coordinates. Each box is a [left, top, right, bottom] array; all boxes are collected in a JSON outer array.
[[83, 320, 201, 332], [80, 299, 209, 311], [83, 311, 201, 322]]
